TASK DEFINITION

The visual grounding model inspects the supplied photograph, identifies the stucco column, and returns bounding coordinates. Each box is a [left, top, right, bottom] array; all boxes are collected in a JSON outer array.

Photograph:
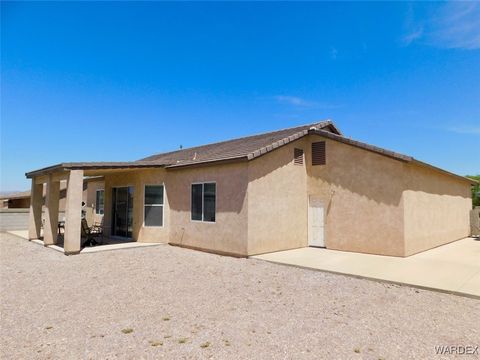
[[28, 179, 43, 240], [43, 175, 60, 246], [64, 170, 84, 255]]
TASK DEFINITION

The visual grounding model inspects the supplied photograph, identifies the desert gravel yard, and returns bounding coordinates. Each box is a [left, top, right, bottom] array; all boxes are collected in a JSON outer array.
[[1, 232, 479, 360]]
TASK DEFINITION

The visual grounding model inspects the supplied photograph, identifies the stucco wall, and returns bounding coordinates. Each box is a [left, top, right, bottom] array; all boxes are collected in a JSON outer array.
[[168, 162, 249, 256], [306, 135, 406, 256], [102, 164, 248, 254], [97, 134, 472, 257], [402, 163, 472, 255], [0, 209, 30, 231], [247, 138, 308, 255]]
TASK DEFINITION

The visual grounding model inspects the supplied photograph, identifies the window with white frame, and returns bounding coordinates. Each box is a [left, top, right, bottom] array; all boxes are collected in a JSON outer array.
[[95, 189, 104, 215], [144, 185, 164, 226], [191, 182, 216, 222]]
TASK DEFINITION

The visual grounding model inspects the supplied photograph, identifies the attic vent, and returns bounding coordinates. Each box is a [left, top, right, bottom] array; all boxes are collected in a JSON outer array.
[[294, 148, 304, 165], [312, 141, 326, 166]]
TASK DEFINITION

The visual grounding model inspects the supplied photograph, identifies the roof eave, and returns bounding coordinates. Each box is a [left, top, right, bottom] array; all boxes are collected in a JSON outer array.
[[25, 162, 167, 179], [25, 163, 67, 179], [411, 160, 478, 185], [165, 156, 248, 170], [311, 130, 475, 185], [311, 129, 412, 162]]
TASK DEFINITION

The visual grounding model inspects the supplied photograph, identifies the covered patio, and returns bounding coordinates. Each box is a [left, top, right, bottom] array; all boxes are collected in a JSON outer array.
[[25, 162, 164, 255]]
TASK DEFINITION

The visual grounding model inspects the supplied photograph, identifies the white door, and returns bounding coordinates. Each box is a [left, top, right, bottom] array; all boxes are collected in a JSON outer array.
[[308, 197, 325, 247]]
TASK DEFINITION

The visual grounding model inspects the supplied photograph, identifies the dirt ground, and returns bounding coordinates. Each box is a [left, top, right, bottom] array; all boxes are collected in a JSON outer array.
[[1, 232, 479, 359]]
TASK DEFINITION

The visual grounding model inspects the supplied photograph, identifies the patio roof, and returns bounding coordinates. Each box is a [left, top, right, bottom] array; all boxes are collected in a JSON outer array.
[[25, 162, 166, 178]]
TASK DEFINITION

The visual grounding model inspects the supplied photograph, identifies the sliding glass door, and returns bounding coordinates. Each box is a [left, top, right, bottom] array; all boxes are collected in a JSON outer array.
[[111, 186, 134, 238]]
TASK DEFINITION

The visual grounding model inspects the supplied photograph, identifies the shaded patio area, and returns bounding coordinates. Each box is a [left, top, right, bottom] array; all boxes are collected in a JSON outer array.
[[26, 162, 165, 255], [9, 230, 162, 254]]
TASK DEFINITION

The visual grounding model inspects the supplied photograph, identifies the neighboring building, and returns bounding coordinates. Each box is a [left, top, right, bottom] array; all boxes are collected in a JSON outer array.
[[1, 191, 31, 209], [25, 120, 475, 256], [1, 178, 104, 224]]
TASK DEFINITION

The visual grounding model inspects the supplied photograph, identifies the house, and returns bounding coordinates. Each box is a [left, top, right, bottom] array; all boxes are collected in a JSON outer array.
[[1, 190, 32, 209], [25, 120, 474, 256]]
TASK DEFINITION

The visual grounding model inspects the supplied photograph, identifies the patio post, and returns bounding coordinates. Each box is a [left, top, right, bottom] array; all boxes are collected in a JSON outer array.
[[43, 175, 60, 246], [28, 179, 43, 240], [64, 169, 84, 255]]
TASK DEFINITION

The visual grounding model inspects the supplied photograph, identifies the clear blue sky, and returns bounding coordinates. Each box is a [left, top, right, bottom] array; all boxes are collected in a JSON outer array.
[[1, 1, 479, 191]]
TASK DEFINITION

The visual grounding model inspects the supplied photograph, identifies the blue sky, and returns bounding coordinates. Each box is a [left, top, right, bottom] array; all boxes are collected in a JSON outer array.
[[1, 1, 479, 191]]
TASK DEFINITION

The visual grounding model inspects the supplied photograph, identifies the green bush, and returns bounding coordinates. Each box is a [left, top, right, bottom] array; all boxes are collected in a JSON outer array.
[[466, 175, 480, 208]]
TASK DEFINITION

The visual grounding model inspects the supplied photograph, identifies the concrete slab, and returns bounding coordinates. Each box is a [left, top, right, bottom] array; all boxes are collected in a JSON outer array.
[[7, 230, 164, 254], [7, 230, 29, 239], [252, 237, 480, 298]]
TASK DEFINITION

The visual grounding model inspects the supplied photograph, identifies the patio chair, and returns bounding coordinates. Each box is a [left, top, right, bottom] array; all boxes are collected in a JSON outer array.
[[81, 218, 103, 247]]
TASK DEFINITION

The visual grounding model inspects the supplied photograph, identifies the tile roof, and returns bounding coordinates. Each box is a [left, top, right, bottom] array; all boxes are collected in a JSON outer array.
[[25, 120, 336, 177], [24, 119, 475, 185], [311, 129, 412, 162], [140, 120, 337, 166]]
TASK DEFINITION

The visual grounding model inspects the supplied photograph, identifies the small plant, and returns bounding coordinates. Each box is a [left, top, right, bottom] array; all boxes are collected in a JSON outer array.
[[45, 326, 53, 330], [200, 341, 210, 348], [164, 335, 172, 339], [178, 338, 188, 344], [223, 339, 231, 346], [149, 340, 163, 347], [162, 317, 170, 321], [354, 348, 361, 353], [121, 328, 134, 334]]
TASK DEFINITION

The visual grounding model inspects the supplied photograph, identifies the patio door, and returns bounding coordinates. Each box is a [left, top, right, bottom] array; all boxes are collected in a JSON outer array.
[[308, 196, 325, 247], [111, 186, 134, 238]]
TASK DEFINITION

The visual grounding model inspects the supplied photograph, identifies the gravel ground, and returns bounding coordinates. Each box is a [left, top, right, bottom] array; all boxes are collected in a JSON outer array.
[[1, 232, 479, 360]]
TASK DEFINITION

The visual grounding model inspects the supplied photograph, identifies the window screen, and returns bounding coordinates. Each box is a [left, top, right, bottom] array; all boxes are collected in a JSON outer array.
[[191, 184, 203, 221], [191, 183, 216, 222], [144, 185, 164, 226], [95, 190, 104, 215], [203, 183, 216, 222]]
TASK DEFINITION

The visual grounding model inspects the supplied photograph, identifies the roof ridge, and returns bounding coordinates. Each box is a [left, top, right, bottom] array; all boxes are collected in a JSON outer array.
[[140, 119, 332, 161]]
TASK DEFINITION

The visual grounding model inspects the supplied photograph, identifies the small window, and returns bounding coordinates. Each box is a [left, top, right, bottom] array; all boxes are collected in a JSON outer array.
[[312, 141, 326, 166], [144, 185, 164, 227], [191, 182, 216, 222], [294, 148, 304, 165], [95, 190, 104, 215]]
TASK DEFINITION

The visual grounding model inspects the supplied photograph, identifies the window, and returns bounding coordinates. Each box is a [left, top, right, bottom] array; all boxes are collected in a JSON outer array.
[[191, 182, 216, 222], [144, 185, 164, 227], [95, 189, 104, 215], [312, 141, 326, 165], [294, 148, 304, 165]]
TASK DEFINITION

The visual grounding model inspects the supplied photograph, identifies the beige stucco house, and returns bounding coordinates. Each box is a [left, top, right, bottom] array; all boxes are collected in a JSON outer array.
[[25, 120, 475, 256]]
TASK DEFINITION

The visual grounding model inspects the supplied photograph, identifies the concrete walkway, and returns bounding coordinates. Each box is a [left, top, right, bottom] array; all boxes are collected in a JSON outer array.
[[253, 238, 480, 298]]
